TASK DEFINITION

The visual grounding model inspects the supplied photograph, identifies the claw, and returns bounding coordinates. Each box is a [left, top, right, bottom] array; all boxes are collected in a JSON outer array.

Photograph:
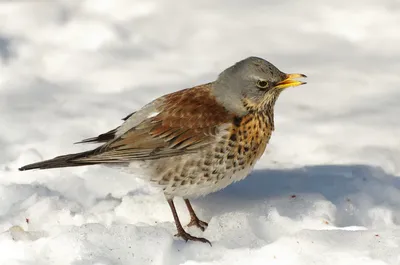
[[175, 230, 212, 246], [187, 218, 208, 231]]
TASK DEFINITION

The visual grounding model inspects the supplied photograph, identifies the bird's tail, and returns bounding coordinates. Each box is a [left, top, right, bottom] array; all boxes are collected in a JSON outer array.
[[19, 149, 99, 171]]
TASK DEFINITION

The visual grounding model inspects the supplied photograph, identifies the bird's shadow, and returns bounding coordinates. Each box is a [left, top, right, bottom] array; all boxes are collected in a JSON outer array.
[[193, 164, 400, 228]]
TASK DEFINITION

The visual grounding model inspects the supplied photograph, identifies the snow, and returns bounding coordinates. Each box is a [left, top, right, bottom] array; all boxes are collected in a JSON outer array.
[[1, 0, 400, 264]]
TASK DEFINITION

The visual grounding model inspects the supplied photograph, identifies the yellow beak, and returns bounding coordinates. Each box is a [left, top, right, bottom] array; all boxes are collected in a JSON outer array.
[[274, 73, 307, 89]]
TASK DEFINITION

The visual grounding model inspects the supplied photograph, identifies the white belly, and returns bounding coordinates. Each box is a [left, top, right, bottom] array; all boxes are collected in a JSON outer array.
[[165, 165, 255, 198]]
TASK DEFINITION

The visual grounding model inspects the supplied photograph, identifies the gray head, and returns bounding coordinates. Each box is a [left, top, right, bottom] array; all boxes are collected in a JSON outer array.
[[212, 56, 306, 115]]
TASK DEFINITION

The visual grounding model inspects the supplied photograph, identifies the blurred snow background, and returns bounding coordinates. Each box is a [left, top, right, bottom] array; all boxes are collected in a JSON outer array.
[[1, 0, 400, 264]]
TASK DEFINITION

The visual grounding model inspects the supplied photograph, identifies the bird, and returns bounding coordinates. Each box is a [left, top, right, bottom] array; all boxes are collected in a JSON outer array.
[[19, 56, 306, 245]]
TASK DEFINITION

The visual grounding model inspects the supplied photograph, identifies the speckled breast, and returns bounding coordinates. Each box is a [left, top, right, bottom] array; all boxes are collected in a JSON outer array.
[[223, 111, 273, 173], [151, 111, 274, 198]]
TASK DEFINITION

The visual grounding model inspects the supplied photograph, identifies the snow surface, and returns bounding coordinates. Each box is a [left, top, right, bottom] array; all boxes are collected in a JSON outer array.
[[1, 0, 400, 264]]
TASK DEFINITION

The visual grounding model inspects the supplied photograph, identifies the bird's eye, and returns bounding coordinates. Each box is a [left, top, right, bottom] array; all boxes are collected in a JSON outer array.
[[256, 80, 269, 89]]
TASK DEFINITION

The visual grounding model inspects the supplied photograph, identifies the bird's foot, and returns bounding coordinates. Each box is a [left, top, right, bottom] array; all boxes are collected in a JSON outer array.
[[175, 229, 211, 246], [187, 217, 208, 231]]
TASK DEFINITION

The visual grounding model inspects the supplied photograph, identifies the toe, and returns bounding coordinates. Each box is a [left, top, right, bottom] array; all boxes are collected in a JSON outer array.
[[176, 230, 212, 246], [187, 218, 209, 231]]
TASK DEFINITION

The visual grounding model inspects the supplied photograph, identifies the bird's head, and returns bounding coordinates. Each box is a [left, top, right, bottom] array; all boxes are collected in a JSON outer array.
[[213, 56, 307, 115]]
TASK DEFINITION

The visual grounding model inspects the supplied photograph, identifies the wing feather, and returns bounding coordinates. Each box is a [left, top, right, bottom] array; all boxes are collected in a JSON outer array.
[[74, 83, 234, 163]]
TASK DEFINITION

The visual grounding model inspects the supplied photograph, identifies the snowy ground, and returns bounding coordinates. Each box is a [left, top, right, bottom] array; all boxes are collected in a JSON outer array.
[[1, 0, 400, 264]]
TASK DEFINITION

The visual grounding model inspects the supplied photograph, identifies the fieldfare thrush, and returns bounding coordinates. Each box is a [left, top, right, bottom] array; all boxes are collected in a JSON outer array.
[[19, 56, 307, 245]]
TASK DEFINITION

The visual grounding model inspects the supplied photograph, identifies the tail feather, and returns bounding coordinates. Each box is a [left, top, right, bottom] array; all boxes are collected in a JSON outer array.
[[19, 149, 99, 171]]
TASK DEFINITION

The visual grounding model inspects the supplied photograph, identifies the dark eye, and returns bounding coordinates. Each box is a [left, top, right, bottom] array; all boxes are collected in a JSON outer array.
[[256, 80, 269, 89]]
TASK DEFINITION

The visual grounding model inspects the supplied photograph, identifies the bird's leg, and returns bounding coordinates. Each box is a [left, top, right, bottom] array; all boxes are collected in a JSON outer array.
[[167, 199, 211, 245], [184, 199, 208, 231]]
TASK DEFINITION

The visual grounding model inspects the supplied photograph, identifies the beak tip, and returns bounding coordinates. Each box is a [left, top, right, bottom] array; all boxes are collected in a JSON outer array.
[[285, 73, 307, 79], [275, 73, 307, 89]]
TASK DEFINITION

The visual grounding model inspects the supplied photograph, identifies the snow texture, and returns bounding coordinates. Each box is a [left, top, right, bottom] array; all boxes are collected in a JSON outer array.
[[1, 0, 400, 264]]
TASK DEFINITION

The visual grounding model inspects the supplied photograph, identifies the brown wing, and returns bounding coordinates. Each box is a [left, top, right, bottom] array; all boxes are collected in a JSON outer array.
[[75, 83, 234, 162]]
